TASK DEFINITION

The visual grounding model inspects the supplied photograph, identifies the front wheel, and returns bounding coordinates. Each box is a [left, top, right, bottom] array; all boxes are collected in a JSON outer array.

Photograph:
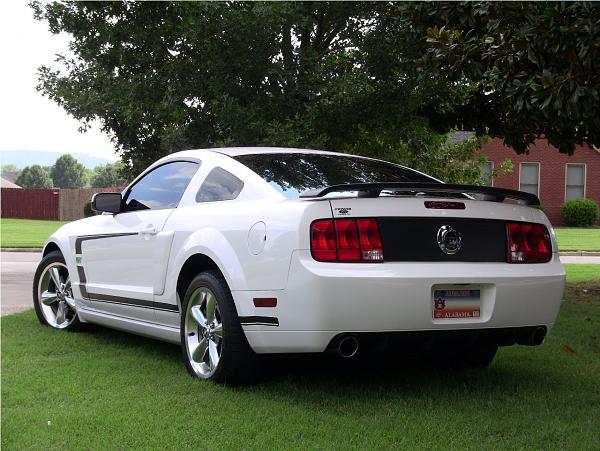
[[33, 250, 81, 330], [181, 271, 258, 385]]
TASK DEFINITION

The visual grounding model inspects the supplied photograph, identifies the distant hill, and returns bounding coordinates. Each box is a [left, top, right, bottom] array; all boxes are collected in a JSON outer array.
[[0, 150, 115, 169]]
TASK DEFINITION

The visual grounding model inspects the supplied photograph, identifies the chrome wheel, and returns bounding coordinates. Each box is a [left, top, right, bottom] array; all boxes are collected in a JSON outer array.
[[184, 287, 223, 378], [37, 262, 77, 329]]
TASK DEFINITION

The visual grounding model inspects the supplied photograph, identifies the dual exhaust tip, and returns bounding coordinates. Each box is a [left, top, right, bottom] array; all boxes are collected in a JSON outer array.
[[333, 326, 546, 357], [336, 336, 359, 358]]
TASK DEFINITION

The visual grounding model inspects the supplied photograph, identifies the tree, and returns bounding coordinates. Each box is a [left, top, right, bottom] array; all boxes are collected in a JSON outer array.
[[15, 165, 53, 188], [1, 164, 20, 176], [32, 2, 527, 185], [90, 162, 126, 188], [397, 2, 600, 154], [31, 2, 454, 177], [51, 154, 86, 188]]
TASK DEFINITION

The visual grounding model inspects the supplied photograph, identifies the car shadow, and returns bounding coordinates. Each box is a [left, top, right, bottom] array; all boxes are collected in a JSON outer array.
[[81, 324, 583, 404]]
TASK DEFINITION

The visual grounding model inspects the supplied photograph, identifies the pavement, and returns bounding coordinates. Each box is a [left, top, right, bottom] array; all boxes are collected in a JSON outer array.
[[1, 252, 39, 316], [1, 251, 599, 317]]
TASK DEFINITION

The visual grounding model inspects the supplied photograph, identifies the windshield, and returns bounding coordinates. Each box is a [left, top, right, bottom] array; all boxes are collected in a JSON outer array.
[[234, 153, 437, 198]]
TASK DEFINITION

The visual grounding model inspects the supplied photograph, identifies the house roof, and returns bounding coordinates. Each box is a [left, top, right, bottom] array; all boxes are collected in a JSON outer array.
[[1, 177, 21, 188]]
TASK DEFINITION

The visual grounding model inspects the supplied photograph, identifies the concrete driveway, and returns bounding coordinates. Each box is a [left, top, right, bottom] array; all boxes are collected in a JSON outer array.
[[1, 252, 40, 315], [1, 251, 599, 316]]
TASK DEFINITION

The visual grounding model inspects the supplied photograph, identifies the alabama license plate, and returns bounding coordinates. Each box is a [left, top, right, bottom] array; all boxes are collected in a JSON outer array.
[[432, 289, 481, 319]]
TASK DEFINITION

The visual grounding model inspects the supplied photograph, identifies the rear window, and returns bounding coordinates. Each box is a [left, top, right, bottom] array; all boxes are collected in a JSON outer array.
[[234, 153, 436, 198]]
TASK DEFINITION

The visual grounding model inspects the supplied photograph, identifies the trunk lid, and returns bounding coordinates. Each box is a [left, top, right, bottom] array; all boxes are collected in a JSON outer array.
[[328, 197, 539, 263]]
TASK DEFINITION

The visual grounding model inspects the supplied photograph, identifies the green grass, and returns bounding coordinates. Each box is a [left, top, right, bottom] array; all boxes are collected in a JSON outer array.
[[2, 271, 599, 449], [555, 227, 600, 252], [0, 219, 68, 248], [564, 264, 600, 284]]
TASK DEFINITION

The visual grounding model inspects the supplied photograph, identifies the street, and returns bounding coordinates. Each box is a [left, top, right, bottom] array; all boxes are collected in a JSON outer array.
[[1, 251, 598, 316]]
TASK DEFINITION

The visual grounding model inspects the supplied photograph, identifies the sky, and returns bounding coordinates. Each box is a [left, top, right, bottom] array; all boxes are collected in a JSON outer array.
[[0, 1, 117, 161]]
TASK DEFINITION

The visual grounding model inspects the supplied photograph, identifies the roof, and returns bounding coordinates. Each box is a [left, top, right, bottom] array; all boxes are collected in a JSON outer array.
[[174, 147, 350, 158], [1, 177, 21, 188]]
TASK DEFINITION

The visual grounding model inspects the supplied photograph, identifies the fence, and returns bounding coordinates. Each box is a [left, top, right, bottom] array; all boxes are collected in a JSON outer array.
[[1, 187, 124, 221], [0, 188, 60, 220]]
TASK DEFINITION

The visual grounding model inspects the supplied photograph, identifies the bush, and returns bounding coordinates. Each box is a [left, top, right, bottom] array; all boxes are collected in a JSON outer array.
[[83, 200, 95, 218], [562, 199, 599, 227]]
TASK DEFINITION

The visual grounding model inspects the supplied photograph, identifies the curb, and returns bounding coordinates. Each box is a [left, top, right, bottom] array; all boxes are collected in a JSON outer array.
[[1, 248, 43, 252], [559, 251, 600, 257]]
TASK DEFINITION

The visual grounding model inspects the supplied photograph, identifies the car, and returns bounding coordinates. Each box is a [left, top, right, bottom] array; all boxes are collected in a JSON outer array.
[[33, 147, 565, 384]]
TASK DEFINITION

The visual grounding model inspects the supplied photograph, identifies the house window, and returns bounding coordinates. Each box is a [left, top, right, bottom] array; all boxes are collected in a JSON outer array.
[[519, 163, 540, 196], [479, 161, 493, 186], [565, 164, 586, 201]]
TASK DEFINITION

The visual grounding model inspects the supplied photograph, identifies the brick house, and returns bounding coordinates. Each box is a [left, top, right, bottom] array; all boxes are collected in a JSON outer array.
[[481, 138, 600, 225]]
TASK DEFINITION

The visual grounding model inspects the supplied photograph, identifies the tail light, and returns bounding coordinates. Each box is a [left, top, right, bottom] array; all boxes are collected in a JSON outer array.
[[311, 219, 383, 262], [507, 222, 552, 263]]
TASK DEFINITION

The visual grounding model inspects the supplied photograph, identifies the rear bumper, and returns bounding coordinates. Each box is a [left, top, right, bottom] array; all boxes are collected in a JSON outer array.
[[236, 251, 565, 353]]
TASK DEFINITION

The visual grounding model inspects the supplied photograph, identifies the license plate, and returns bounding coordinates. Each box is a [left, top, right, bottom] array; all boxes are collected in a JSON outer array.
[[432, 289, 480, 319]]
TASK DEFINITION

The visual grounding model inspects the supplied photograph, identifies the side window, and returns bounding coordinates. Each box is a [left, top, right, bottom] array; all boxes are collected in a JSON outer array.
[[196, 167, 244, 202], [124, 161, 199, 211]]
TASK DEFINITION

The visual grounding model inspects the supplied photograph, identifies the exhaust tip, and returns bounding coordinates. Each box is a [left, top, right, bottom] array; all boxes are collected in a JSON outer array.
[[531, 327, 547, 346], [337, 336, 359, 358]]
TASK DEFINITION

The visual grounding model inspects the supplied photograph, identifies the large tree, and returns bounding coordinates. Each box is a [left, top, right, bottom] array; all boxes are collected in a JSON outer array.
[[51, 154, 87, 188], [15, 165, 53, 188], [33, 2, 480, 179], [399, 1, 600, 154]]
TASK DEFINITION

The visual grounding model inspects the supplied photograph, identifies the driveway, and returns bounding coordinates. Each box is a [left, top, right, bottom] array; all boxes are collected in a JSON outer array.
[[1, 251, 599, 316], [1, 252, 40, 315]]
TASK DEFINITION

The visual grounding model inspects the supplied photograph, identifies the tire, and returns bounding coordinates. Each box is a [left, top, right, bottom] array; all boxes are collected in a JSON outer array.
[[33, 250, 82, 331], [180, 271, 258, 385]]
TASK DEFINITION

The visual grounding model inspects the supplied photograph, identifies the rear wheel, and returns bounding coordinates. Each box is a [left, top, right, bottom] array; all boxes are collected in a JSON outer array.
[[181, 271, 258, 385], [33, 251, 81, 330]]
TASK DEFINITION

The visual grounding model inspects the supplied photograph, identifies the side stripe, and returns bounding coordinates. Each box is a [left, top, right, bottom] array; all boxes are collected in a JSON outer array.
[[75, 232, 179, 313], [75, 233, 138, 254], [239, 316, 279, 326]]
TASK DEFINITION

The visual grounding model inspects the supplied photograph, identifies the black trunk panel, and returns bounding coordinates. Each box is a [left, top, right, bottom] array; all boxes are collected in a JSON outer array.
[[379, 217, 507, 262]]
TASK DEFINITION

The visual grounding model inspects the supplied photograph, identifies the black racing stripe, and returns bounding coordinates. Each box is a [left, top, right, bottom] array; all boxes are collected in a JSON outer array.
[[239, 316, 279, 326], [76, 266, 88, 298], [88, 292, 179, 312], [75, 233, 138, 254]]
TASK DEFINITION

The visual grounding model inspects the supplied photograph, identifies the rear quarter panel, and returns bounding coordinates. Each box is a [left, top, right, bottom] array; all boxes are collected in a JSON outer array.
[[159, 199, 332, 303]]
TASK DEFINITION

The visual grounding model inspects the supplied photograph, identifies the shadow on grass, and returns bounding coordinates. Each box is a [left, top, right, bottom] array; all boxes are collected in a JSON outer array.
[[81, 321, 576, 400], [8, 309, 588, 407]]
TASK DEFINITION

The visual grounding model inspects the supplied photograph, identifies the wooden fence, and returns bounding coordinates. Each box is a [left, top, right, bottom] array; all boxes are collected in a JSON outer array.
[[0, 188, 60, 220], [1, 187, 124, 221]]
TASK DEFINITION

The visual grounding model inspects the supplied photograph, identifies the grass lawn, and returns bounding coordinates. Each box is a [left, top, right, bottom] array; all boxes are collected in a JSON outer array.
[[2, 267, 599, 449], [0, 219, 68, 248], [564, 264, 600, 284], [555, 227, 600, 252]]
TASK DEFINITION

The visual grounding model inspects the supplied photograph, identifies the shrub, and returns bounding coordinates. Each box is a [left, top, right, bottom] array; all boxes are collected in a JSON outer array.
[[83, 200, 95, 218], [562, 199, 599, 227]]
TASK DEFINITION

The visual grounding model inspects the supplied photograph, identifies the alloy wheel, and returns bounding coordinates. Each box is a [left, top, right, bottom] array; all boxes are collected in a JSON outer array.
[[184, 287, 223, 378], [37, 262, 77, 329]]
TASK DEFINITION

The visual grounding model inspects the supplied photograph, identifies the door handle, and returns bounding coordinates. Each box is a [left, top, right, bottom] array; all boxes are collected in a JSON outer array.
[[140, 226, 158, 235]]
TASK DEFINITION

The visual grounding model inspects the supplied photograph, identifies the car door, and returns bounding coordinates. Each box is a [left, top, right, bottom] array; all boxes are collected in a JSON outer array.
[[79, 160, 199, 321]]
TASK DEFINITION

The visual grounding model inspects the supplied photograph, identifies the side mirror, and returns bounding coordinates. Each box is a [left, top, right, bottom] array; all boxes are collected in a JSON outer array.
[[91, 192, 123, 214]]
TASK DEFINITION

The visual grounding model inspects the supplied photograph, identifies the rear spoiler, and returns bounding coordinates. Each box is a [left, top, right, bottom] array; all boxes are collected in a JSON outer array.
[[299, 182, 540, 206]]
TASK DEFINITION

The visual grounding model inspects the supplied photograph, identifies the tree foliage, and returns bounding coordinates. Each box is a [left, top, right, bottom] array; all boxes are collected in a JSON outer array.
[[30, 1, 593, 182], [31, 1, 468, 180], [403, 1, 600, 154], [90, 162, 127, 188], [51, 154, 86, 188], [15, 165, 53, 189]]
